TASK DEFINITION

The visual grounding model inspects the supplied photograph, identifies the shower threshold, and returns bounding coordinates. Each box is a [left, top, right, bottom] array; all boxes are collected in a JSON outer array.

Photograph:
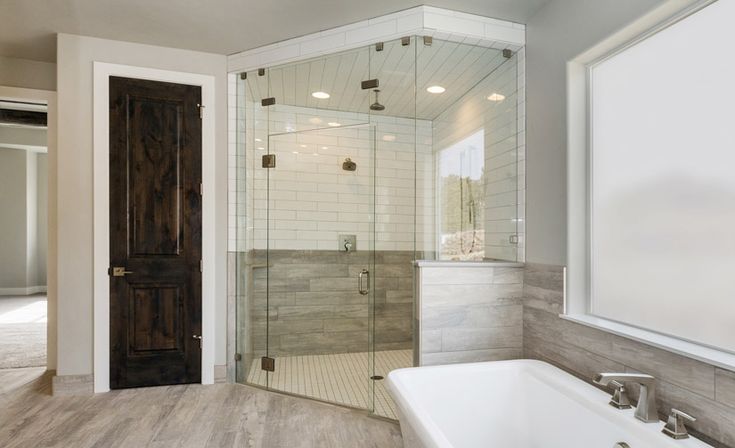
[[246, 349, 412, 420]]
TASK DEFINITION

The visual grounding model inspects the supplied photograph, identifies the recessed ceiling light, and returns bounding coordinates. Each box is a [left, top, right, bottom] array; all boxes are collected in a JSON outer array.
[[292, 151, 299, 154], [257, 147, 265, 150], [321, 146, 328, 150], [427, 85, 445, 94], [300, 144, 307, 148], [311, 91, 330, 99], [255, 138, 262, 142], [308, 117, 322, 124], [487, 93, 506, 102], [382, 135, 396, 142], [327, 122, 341, 127]]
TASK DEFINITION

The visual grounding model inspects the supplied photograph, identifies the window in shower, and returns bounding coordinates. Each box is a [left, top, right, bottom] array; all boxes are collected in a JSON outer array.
[[437, 129, 485, 260]]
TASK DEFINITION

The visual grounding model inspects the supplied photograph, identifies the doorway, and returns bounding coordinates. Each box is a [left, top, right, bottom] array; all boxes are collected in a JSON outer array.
[[0, 93, 50, 389], [108, 76, 203, 388]]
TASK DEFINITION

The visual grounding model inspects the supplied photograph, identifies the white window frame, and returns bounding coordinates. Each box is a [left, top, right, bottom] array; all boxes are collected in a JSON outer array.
[[564, 0, 735, 370]]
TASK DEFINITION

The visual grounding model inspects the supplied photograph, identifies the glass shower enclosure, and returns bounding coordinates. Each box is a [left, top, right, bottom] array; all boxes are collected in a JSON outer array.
[[233, 36, 521, 419]]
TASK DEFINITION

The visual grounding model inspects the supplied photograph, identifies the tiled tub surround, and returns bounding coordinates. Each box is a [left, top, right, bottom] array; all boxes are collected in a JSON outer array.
[[416, 261, 524, 366], [523, 264, 735, 448], [249, 250, 418, 358]]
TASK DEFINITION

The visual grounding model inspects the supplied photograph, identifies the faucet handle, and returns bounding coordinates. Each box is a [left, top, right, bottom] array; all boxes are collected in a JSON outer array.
[[608, 380, 632, 410], [662, 408, 696, 440]]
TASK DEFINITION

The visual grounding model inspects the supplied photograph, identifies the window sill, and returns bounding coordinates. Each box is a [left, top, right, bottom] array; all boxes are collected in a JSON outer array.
[[561, 314, 735, 371]]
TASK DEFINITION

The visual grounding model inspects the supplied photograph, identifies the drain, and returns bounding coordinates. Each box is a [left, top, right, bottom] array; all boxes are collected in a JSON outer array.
[[371, 375, 384, 380]]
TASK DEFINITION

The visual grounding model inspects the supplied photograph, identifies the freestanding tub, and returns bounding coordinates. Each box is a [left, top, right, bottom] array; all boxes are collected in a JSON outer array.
[[386, 360, 712, 448]]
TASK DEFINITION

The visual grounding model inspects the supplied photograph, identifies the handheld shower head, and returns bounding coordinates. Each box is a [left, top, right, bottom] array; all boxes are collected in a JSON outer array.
[[370, 89, 385, 111]]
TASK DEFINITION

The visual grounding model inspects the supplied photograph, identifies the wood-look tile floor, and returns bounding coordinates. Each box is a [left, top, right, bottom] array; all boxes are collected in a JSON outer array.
[[246, 350, 412, 420], [0, 367, 403, 448]]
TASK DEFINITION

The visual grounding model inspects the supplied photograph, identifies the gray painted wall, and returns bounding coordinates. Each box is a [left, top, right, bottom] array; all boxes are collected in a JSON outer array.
[[0, 148, 29, 288], [55, 34, 228, 375], [0, 149, 47, 291], [0, 55, 56, 91], [524, 0, 666, 264]]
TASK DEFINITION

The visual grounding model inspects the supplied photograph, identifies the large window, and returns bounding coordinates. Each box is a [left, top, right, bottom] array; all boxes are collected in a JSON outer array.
[[437, 130, 485, 260], [579, 0, 735, 355]]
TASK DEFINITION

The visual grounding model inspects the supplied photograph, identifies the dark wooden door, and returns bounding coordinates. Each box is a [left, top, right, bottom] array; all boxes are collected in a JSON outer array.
[[109, 76, 202, 389]]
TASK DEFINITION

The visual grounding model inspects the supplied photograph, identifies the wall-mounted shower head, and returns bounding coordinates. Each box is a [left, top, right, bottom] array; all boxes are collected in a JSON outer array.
[[370, 89, 385, 111]]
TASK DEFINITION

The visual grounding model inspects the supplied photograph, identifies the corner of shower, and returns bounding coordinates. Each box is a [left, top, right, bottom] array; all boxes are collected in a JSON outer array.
[[229, 34, 524, 420]]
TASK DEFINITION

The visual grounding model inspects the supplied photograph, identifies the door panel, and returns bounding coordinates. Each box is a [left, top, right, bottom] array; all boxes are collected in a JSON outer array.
[[109, 76, 202, 389]]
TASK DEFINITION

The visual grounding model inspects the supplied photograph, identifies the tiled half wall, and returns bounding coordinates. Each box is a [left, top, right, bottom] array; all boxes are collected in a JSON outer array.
[[246, 250, 420, 358], [524, 263, 735, 448]]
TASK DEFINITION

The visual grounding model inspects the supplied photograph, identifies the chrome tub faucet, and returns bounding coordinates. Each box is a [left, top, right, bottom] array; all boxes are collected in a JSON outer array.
[[594, 372, 658, 423]]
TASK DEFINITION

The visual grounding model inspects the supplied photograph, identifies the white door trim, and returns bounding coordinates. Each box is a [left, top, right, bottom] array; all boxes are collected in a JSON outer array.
[[92, 62, 216, 393]]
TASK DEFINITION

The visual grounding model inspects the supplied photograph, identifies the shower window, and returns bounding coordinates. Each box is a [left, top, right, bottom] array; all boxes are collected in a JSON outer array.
[[437, 129, 485, 260]]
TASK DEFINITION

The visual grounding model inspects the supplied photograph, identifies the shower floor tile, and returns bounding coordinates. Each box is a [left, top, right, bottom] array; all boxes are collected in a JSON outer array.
[[246, 349, 412, 420]]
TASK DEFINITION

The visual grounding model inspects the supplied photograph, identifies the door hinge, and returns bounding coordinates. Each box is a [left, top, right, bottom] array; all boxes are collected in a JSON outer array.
[[261, 356, 275, 372], [262, 154, 276, 168], [261, 97, 276, 107], [234, 353, 242, 362], [197, 103, 205, 119], [199, 182, 203, 196], [199, 259, 203, 273]]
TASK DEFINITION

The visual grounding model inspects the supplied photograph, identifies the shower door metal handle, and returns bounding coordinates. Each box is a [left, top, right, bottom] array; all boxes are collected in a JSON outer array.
[[358, 269, 370, 295]]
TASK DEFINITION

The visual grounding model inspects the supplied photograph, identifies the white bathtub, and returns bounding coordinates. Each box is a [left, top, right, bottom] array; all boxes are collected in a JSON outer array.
[[386, 360, 712, 448]]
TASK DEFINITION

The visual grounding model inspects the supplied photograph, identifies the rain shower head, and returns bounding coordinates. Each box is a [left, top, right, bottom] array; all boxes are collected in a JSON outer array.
[[370, 89, 385, 111]]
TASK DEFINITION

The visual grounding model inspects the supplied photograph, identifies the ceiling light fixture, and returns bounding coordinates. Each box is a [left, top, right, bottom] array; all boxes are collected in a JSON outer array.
[[487, 93, 506, 102], [312, 91, 330, 99], [308, 117, 322, 124], [427, 85, 445, 94], [382, 135, 396, 142]]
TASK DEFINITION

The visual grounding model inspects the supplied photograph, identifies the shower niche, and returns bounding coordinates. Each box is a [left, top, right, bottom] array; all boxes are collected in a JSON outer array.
[[232, 30, 523, 419]]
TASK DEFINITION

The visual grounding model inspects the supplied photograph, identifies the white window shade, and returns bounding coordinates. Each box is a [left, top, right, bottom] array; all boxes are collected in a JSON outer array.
[[589, 0, 735, 353]]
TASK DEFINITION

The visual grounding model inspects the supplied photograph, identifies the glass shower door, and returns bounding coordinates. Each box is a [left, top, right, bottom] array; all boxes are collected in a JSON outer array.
[[261, 123, 377, 412]]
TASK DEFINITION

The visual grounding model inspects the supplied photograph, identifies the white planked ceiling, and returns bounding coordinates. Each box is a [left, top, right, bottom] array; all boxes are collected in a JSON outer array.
[[245, 37, 512, 121]]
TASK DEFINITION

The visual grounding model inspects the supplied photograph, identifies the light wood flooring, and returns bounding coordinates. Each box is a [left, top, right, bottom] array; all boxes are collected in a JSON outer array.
[[246, 350, 411, 420], [0, 367, 403, 448]]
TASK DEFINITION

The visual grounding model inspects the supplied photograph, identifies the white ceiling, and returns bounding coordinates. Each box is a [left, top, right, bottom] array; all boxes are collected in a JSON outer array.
[[0, 0, 548, 63], [245, 38, 512, 120]]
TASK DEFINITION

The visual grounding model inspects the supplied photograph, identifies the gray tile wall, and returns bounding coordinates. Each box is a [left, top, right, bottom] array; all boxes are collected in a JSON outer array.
[[523, 263, 735, 448], [247, 250, 417, 357], [417, 264, 524, 365]]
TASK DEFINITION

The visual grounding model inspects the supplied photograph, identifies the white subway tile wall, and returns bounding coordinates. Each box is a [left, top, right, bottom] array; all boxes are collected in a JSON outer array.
[[239, 103, 433, 252], [432, 50, 525, 261], [228, 56, 525, 261]]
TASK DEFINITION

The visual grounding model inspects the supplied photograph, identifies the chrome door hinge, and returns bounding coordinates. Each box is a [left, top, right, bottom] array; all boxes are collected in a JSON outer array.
[[261, 356, 275, 372], [197, 103, 205, 119], [262, 154, 276, 168]]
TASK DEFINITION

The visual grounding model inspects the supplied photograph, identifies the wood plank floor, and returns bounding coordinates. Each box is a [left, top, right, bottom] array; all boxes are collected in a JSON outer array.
[[0, 368, 403, 448]]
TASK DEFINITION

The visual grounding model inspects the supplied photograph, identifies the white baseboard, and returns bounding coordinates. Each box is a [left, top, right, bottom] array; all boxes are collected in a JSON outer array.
[[0, 285, 47, 296]]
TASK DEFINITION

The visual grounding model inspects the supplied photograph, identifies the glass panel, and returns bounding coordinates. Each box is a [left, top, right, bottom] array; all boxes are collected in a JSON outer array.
[[366, 36, 418, 418], [422, 39, 521, 262], [264, 124, 375, 411], [235, 68, 272, 387]]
